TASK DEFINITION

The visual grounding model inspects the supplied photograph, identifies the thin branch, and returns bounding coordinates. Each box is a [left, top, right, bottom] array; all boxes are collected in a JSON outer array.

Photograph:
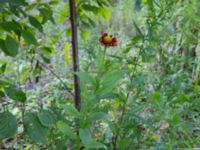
[[37, 60, 74, 97]]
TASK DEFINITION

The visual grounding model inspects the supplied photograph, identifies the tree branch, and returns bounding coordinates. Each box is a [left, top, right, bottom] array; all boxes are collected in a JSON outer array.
[[38, 61, 74, 97]]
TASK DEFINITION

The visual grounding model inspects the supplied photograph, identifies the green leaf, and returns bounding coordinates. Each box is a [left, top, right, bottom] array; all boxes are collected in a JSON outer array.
[[41, 55, 51, 64], [25, 112, 49, 143], [172, 94, 189, 104], [89, 112, 109, 121], [0, 79, 12, 87], [37, 109, 56, 127], [0, 111, 17, 139], [152, 92, 161, 103], [0, 21, 21, 32], [59, 4, 69, 23], [133, 20, 144, 38], [79, 128, 107, 149], [61, 104, 80, 118], [29, 16, 43, 32], [102, 71, 123, 87], [56, 121, 76, 139], [80, 30, 89, 41], [4, 35, 19, 57], [39, 6, 54, 24], [5, 86, 26, 102], [41, 46, 53, 56], [65, 29, 71, 38], [82, 4, 99, 14], [21, 30, 37, 45], [98, 7, 111, 20], [75, 71, 96, 86], [0, 63, 7, 74], [98, 92, 118, 99], [97, 71, 123, 94], [87, 18, 96, 27], [0, 39, 8, 55], [171, 115, 180, 126], [0, 0, 27, 6]]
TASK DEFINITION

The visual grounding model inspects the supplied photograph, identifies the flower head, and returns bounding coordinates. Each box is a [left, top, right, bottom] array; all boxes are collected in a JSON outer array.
[[99, 32, 118, 47]]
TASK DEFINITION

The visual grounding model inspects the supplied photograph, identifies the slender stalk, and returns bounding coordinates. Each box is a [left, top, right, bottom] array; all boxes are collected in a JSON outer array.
[[69, 0, 81, 111], [21, 103, 25, 131], [103, 46, 107, 62], [98, 46, 107, 76], [69, 2, 82, 149], [37, 61, 74, 96]]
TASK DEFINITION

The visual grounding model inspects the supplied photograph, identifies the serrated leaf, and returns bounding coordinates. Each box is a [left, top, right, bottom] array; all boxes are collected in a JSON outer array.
[[56, 121, 76, 139], [5, 86, 26, 102], [0, 111, 17, 139], [25, 112, 49, 143], [37, 109, 56, 127], [61, 104, 80, 118], [79, 128, 107, 149]]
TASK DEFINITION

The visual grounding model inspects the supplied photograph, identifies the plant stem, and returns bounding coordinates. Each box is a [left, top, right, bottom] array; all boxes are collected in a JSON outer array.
[[102, 46, 107, 66], [69, 0, 81, 111], [69, 1, 81, 150]]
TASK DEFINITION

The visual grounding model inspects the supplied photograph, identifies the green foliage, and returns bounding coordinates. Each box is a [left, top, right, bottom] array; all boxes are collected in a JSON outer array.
[[5, 86, 26, 102], [0, 0, 199, 149], [4, 35, 19, 57], [37, 109, 56, 128], [29, 16, 43, 32], [56, 121, 76, 139], [25, 112, 49, 143], [79, 128, 106, 149], [0, 111, 17, 139], [21, 30, 37, 45]]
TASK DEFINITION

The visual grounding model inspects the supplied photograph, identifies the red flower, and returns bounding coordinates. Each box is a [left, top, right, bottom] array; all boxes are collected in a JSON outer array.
[[99, 32, 118, 47]]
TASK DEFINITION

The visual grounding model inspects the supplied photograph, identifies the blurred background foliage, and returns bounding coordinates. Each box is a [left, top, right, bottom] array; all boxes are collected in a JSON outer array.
[[0, 0, 199, 149]]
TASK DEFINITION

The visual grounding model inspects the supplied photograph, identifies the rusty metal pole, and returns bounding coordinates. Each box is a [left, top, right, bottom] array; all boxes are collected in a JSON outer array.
[[69, 0, 81, 111]]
